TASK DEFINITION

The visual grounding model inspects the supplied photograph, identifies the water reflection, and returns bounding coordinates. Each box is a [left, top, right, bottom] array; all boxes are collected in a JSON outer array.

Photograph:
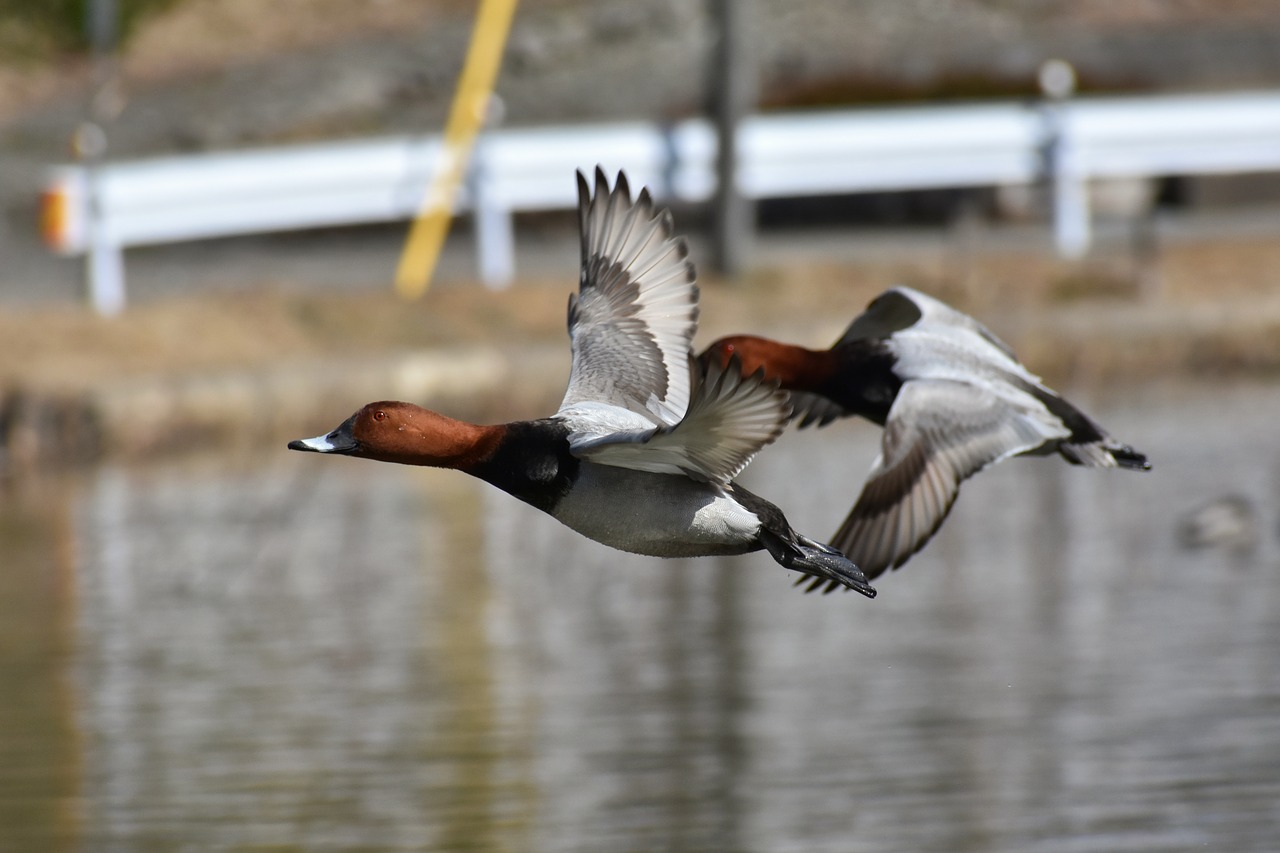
[[2, 380, 1279, 851]]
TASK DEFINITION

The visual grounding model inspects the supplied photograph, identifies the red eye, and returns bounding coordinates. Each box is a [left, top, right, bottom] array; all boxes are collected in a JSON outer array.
[[373, 410, 387, 422]]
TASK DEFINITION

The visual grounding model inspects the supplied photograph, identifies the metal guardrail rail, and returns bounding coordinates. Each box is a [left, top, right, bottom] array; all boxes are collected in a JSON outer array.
[[41, 90, 1280, 313]]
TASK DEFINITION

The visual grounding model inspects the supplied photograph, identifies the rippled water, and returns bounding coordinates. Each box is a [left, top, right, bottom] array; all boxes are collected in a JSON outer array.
[[3, 380, 1279, 852]]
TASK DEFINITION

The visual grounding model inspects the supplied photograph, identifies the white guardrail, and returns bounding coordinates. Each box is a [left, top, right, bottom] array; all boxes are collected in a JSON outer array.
[[41, 90, 1280, 314]]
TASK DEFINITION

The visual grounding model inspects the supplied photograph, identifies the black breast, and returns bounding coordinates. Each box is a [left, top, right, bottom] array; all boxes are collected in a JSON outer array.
[[469, 419, 580, 514], [825, 339, 902, 426]]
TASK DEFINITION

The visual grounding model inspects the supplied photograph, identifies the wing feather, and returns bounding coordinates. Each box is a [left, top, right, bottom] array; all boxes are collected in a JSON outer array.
[[830, 378, 1069, 578], [558, 167, 699, 427], [573, 356, 790, 483]]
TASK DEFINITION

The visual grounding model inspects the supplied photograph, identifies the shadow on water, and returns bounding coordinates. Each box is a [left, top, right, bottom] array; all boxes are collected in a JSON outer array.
[[2, 380, 1280, 851]]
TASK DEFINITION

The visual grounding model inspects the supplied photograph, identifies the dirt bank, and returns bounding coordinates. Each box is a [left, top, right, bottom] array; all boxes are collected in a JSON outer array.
[[7, 228, 1280, 476]]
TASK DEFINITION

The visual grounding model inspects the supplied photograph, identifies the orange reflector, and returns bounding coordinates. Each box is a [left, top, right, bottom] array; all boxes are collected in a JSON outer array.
[[39, 186, 67, 251]]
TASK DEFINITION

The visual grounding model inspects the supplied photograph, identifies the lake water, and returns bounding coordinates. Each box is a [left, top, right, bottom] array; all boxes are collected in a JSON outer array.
[[2, 380, 1278, 852]]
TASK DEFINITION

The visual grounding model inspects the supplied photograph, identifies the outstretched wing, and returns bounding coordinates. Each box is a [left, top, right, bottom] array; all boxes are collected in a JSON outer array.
[[833, 287, 924, 345], [557, 167, 699, 428], [837, 286, 1021, 367], [573, 357, 791, 484], [830, 378, 1068, 579]]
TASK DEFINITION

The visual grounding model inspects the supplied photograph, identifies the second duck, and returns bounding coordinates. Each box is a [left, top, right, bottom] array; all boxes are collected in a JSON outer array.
[[700, 286, 1150, 582]]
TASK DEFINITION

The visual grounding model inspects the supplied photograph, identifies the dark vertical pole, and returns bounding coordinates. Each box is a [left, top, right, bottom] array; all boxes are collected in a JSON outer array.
[[87, 0, 118, 56], [709, 0, 755, 277], [86, 0, 121, 119]]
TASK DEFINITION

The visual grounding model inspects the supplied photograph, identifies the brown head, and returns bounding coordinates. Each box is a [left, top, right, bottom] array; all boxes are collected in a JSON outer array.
[[699, 335, 774, 375], [699, 335, 830, 391], [288, 401, 503, 470]]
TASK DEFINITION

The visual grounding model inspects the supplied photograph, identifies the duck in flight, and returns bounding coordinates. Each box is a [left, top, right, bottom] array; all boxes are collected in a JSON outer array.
[[290, 168, 875, 597], [700, 286, 1151, 582]]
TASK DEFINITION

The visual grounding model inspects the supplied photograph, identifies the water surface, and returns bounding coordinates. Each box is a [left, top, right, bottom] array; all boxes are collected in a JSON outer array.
[[3, 380, 1279, 852]]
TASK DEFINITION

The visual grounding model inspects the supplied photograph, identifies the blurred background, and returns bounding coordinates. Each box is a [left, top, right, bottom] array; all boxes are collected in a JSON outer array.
[[3, 1, 1280, 850]]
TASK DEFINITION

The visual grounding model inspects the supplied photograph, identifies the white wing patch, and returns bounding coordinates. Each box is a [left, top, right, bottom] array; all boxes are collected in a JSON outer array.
[[572, 357, 791, 484]]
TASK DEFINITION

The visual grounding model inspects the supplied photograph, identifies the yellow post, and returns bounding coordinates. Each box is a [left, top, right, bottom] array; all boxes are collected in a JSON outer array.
[[395, 0, 519, 299]]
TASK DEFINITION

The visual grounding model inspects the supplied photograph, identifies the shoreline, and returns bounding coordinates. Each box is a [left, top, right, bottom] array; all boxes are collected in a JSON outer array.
[[6, 226, 1280, 475]]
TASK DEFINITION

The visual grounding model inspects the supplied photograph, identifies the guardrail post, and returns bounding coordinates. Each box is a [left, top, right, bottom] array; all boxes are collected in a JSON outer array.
[[1038, 60, 1089, 259], [87, 228, 126, 316], [78, 122, 126, 316], [469, 143, 515, 289], [1048, 114, 1089, 259]]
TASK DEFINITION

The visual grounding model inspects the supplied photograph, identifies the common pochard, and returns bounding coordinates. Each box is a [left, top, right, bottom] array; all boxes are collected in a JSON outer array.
[[291, 168, 875, 597], [700, 286, 1150, 580]]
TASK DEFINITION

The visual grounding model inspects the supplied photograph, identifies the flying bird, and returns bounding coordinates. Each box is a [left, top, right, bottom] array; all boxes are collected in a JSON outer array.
[[290, 168, 875, 597], [700, 286, 1150, 581]]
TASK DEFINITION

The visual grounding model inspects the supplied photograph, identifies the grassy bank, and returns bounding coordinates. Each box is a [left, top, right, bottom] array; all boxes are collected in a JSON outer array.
[[6, 230, 1280, 474]]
